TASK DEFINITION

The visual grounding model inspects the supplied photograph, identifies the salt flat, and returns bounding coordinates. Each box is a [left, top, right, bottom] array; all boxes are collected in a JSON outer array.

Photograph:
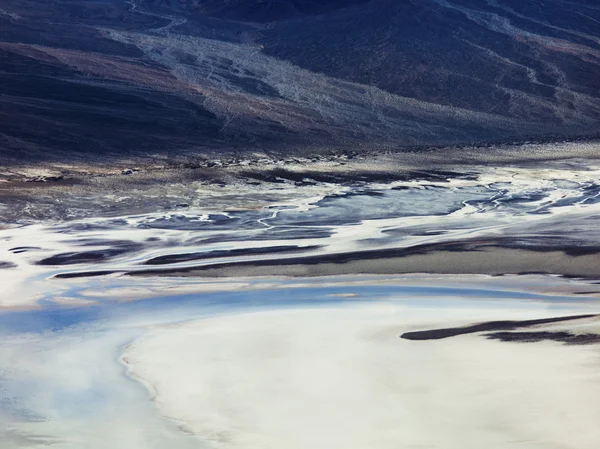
[[2, 153, 600, 448], [125, 301, 600, 449]]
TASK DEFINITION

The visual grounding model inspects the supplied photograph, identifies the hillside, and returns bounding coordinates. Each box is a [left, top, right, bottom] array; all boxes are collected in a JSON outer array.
[[1, 0, 599, 163]]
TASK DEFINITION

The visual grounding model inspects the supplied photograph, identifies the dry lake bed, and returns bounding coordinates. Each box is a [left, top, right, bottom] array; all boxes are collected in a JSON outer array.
[[2, 150, 600, 448]]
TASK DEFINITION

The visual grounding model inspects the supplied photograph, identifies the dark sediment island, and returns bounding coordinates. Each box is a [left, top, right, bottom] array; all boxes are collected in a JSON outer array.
[[400, 314, 598, 341]]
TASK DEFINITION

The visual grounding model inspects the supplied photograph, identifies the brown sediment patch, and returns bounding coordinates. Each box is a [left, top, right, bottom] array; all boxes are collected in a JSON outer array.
[[49, 245, 600, 283], [124, 247, 600, 280], [37, 247, 139, 266], [143, 245, 322, 265], [54, 270, 124, 279]]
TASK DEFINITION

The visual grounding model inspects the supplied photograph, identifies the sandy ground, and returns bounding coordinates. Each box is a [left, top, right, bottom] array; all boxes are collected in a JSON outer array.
[[124, 302, 600, 449]]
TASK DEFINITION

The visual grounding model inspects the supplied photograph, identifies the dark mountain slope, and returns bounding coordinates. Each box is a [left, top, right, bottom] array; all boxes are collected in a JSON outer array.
[[0, 0, 598, 164], [258, 0, 600, 122], [144, 0, 371, 22]]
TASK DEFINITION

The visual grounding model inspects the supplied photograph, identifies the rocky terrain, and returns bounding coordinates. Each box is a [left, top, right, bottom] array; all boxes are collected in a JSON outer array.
[[1, 0, 599, 165]]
